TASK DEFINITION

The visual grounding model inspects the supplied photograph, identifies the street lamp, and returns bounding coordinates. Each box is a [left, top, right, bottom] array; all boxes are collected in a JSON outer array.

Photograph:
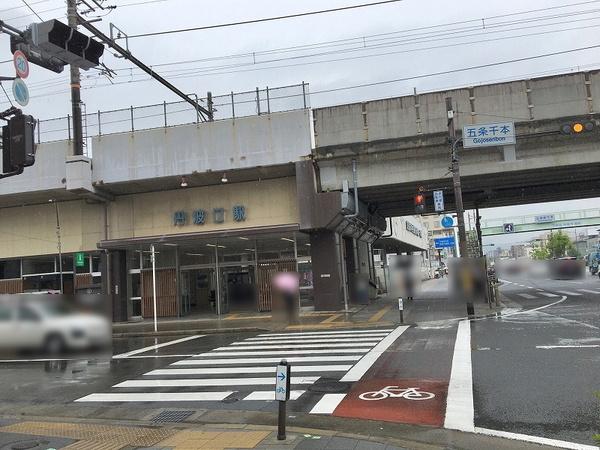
[[49, 199, 63, 294]]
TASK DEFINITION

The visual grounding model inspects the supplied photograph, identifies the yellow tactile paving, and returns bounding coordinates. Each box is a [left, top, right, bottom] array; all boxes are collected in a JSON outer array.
[[368, 304, 392, 322], [0, 421, 272, 450]]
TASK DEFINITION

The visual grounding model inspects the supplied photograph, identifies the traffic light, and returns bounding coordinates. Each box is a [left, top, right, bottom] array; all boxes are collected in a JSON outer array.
[[30, 20, 104, 70], [560, 120, 595, 135], [2, 114, 36, 174], [415, 192, 426, 214], [10, 34, 65, 74]]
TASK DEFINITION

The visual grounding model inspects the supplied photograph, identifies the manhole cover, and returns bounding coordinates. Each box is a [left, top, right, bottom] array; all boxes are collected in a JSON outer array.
[[308, 379, 350, 393], [11, 441, 41, 450], [151, 410, 194, 423]]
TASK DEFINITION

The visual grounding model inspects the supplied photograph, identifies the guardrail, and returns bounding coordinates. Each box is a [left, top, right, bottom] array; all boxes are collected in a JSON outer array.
[[35, 82, 310, 147]]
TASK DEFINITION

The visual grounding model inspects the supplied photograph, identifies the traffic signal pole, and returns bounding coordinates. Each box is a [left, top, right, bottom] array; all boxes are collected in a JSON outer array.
[[67, 0, 84, 156], [446, 97, 467, 258]]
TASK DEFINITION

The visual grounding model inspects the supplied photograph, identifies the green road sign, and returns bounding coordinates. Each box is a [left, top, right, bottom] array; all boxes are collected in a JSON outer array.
[[75, 252, 85, 267]]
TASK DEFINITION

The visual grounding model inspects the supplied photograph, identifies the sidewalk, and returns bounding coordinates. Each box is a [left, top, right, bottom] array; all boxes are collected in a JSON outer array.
[[112, 279, 509, 337]]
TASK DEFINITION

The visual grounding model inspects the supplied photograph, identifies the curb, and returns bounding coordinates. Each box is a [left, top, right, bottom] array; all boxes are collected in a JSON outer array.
[[112, 326, 270, 338]]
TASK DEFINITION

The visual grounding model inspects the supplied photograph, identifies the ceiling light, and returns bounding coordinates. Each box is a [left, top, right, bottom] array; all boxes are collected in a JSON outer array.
[[185, 253, 204, 256], [281, 237, 295, 243], [180, 176, 188, 188], [238, 237, 249, 240], [221, 173, 228, 183]]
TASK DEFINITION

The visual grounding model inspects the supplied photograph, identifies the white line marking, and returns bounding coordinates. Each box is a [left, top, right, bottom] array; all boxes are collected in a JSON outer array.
[[75, 392, 233, 402], [536, 345, 600, 349], [146, 365, 351, 376], [260, 329, 393, 337], [215, 343, 376, 350], [538, 292, 559, 298], [114, 376, 319, 388], [578, 289, 600, 294], [444, 320, 474, 432], [309, 393, 347, 414], [246, 333, 389, 341], [556, 291, 582, 296], [243, 390, 305, 401], [197, 349, 372, 357], [340, 325, 409, 382], [526, 286, 535, 289], [474, 426, 599, 450], [232, 337, 383, 345], [112, 335, 204, 359], [172, 355, 363, 365], [517, 293, 536, 299]]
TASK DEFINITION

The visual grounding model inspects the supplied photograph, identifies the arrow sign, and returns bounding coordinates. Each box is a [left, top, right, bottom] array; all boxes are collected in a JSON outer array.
[[275, 362, 291, 401]]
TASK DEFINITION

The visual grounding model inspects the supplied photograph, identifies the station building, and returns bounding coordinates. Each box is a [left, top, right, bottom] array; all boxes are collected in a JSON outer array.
[[0, 91, 425, 321]]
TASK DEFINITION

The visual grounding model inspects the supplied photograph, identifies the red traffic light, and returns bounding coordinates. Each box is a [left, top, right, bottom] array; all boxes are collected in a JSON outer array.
[[415, 194, 425, 205]]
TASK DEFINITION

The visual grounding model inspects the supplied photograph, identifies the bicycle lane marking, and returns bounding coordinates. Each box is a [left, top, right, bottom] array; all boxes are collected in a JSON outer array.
[[326, 325, 455, 426], [333, 378, 448, 426]]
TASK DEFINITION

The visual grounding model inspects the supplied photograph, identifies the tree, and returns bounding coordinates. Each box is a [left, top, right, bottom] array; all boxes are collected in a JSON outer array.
[[531, 246, 550, 260], [546, 230, 577, 259]]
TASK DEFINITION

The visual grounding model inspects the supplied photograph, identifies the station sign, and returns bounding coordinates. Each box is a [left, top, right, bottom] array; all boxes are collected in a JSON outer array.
[[534, 214, 555, 223], [462, 122, 515, 148], [75, 252, 86, 267], [434, 236, 455, 249]]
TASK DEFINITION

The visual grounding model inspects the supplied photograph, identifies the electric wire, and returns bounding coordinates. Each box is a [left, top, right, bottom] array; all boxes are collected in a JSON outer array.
[[19, 0, 43, 20], [122, 0, 405, 39]]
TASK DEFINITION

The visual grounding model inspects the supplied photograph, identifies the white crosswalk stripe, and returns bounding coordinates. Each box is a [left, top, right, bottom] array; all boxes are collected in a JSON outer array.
[[76, 327, 401, 408], [578, 289, 600, 294]]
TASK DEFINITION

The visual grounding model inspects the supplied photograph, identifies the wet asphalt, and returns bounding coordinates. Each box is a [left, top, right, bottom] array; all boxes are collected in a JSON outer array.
[[0, 276, 597, 447]]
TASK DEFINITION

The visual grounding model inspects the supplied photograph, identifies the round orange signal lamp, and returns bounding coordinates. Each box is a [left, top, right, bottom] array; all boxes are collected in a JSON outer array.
[[572, 122, 584, 133]]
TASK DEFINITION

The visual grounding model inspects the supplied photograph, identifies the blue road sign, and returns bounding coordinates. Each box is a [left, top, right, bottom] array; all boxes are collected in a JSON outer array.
[[503, 223, 515, 233], [12, 78, 29, 106], [441, 216, 454, 228], [434, 236, 456, 249]]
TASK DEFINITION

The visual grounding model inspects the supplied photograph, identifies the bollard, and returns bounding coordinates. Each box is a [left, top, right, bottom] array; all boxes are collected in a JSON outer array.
[[275, 360, 291, 440], [398, 298, 404, 324]]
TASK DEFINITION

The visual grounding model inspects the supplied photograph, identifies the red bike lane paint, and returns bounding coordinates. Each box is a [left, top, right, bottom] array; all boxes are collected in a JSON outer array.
[[333, 378, 448, 426]]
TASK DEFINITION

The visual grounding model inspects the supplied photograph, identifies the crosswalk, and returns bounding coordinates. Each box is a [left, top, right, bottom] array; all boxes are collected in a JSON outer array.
[[510, 288, 600, 300], [76, 327, 400, 406]]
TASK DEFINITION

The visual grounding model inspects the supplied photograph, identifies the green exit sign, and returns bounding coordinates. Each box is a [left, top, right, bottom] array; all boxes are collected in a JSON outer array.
[[75, 252, 86, 267]]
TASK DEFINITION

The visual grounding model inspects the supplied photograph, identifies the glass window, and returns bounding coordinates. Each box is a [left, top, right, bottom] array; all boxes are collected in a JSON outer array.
[[22, 257, 55, 275], [130, 273, 141, 298], [0, 260, 20, 279], [18, 305, 40, 321], [0, 304, 12, 321]]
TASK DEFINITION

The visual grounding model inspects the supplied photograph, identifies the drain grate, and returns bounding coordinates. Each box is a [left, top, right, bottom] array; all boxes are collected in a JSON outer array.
[[151, 410, 194, 423]]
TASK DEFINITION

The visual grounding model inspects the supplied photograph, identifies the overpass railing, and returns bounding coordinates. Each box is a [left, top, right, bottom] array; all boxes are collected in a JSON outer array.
[[35, 83, 310, 145]]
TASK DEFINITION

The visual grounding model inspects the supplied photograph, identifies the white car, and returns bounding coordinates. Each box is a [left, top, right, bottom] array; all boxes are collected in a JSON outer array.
[[0, 299, 111, 355]]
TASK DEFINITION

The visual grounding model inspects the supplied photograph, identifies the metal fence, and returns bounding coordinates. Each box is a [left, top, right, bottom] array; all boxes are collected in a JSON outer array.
[[36, 83, 310, 150]]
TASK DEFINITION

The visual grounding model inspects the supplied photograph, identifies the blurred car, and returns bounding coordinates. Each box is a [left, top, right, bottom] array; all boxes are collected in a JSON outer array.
[[0, 298, 111, 355], [549, 257, 585, 280]]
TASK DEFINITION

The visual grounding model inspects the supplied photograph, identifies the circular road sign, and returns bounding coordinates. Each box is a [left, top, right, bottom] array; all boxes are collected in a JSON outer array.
[[13, 50, 29, 79], [441, 216, 454, 228], [12, 78, 29, 107]]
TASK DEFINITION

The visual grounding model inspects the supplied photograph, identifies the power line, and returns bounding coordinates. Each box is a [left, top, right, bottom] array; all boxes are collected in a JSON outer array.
[[20, 0, 43, 20], [0, 0, 49, 13], [123, 0, 405, 39], [0, 82, 14, 107]]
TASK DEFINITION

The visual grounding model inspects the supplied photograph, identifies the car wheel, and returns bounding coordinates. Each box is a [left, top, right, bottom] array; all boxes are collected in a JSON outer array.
[[44, 334, 65, 355]]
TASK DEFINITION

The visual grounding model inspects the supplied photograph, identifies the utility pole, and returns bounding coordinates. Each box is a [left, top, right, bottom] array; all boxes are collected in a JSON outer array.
[[67, 0, 84, 156], [446, 97, 467, 258]]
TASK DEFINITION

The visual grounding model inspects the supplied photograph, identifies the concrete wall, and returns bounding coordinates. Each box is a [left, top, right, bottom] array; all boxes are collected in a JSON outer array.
[[391, 216, 428, 250], [0, 200, 104, 259], [0, 140, 71, 196], [92, 109, 313, 185], [314, 71, 600, 147], [107, 177, 299, 240]]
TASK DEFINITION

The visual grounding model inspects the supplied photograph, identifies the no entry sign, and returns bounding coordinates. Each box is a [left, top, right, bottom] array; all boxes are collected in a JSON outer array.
[[13, 50, 29, 79]]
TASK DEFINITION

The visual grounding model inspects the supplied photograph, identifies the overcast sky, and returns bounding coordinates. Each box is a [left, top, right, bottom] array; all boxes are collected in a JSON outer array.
[[1, 0, 599, 246]]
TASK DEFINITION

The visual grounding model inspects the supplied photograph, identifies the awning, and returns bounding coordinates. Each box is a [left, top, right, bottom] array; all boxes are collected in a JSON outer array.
[[373, 236, 426, 254]]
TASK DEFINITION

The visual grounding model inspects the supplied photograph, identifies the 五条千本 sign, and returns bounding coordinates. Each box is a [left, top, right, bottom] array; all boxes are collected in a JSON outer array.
[[463, 122, 515, 148]]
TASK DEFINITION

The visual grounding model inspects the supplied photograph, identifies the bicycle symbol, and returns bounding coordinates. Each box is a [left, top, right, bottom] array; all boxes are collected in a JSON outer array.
[[358, 386, 435, 401]]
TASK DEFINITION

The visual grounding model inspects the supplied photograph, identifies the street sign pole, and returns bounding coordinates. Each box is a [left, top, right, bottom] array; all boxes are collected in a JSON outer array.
[[398, 298, 404, 324], [275, 360, 291, 440]]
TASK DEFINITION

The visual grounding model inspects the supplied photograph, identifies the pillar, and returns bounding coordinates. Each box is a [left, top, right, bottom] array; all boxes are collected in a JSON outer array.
[[310, 230, 345, 311]]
